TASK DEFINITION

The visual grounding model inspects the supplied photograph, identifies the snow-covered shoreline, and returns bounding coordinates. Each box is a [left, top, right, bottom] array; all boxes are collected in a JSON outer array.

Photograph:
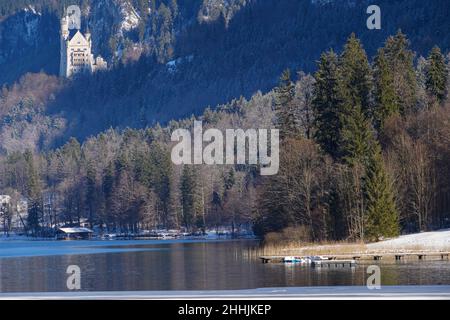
[[261, 229, 450, 256], [0, 234, 53, 241], [368, 229, 450, 252]]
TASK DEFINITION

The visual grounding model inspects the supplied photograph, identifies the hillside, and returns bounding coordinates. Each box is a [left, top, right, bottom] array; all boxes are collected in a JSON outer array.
[[1, 0, 450, 150]]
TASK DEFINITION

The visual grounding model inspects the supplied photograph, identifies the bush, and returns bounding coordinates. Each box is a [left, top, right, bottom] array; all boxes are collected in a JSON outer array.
[[263, 226, 311, 245]]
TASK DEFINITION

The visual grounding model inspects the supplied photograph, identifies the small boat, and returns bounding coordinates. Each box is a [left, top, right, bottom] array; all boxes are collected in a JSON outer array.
[[283, 256, 329, 264], [283, 256, 307, 263], [101, 233, 117, 240]]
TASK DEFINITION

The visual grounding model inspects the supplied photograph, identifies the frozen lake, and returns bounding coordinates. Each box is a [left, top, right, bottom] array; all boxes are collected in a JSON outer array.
[[0, 239, 450, 293]]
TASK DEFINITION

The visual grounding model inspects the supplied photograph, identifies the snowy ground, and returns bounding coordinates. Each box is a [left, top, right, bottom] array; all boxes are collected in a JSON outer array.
[[0, 234, 50, 241], [368, 229, 450, 251], [265, 229, 450, 256]]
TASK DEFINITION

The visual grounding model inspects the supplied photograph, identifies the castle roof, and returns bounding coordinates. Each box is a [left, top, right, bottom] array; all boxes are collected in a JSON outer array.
[[68, 30, 89, 46]]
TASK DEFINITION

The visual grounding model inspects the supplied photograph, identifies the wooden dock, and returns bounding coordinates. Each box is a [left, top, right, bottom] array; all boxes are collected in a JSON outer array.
[[259, 252, 450, 264], [311, 260, 356, 267], [320, 252, 450, 261]]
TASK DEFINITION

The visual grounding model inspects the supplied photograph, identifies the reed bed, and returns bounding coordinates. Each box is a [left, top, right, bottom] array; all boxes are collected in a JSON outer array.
[[248, 240, 450, 259]]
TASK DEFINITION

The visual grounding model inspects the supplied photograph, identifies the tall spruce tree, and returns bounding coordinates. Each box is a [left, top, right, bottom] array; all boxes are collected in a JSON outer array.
[[312, 51, 344, 159], [373, 48, 400, 130], [339, 34, 375, 166], [425, 46, 448, 104], [147, 142, 172, 228], [24, 150, 42, 235], [339, 33, 373, 117], [365, 143, 399, 241], [382, 31, 418, 114], [275, 69, 299, 140], [339, 104, 375, 167], [180, 165, 197, 230]]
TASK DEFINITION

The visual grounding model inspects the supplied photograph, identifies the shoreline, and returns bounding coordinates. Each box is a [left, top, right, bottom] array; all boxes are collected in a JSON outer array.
[[258, 229, 450, 257], [1, 286, 449, 300]]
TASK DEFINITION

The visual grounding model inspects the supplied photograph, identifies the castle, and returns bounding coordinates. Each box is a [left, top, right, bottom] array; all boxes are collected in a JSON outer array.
[[59, 11, 107, 78]]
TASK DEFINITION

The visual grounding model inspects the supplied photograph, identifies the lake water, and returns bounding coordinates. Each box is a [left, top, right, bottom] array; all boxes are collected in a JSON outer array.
[[0, 239, 450, 293]]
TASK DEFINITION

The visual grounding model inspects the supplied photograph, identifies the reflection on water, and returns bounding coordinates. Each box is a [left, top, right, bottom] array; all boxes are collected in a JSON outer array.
[[0, 240, 449, 292]]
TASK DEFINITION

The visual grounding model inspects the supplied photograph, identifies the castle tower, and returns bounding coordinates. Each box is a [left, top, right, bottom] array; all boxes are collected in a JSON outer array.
[[61, 16, 69, 40], [59, 10, 107, 78], [59, 17, 69, 77]]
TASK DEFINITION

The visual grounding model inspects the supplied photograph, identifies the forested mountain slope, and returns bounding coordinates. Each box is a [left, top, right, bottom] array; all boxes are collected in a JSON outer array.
[[1, 0, 450, 149]]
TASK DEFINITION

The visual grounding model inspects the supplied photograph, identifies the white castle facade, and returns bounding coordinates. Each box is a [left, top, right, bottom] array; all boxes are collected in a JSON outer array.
[[60, 12, 107, 78]]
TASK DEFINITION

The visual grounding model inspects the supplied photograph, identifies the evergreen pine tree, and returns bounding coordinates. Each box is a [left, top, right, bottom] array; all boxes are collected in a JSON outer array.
[[275, 69, 299, 140], [425, 46, 448, 104], [365, 143, 400, 241], [339, 103, 375, 167], [373, 48, 399, 130], [180, 165, 197, 230], [146, 142, 172, 228], [382, 31, 418, 114], [339, 34, 376, 166], [312, 51, 344, 159], [24, 150, 42, 236], [339, 33, 373, 117]]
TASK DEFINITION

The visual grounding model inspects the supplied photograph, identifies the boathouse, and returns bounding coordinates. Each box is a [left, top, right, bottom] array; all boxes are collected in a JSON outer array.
[[57, 227, 94, 240]]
